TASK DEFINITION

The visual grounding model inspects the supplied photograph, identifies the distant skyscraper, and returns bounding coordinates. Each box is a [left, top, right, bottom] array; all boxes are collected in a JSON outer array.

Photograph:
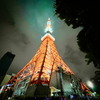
[[0, 52, 15, 84]]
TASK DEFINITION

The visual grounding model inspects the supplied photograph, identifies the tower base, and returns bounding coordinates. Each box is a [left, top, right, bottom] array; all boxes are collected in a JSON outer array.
[[25, 84, 50, 97]]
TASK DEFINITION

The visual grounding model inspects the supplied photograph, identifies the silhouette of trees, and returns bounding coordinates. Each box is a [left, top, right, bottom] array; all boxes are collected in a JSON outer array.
[[54, 0, 100, 67]]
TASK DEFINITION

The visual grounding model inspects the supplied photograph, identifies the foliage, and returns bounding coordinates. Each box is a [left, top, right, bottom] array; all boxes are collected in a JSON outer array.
[[54, 0, 100, 67]]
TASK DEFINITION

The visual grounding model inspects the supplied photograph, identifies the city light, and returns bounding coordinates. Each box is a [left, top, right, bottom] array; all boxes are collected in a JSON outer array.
[[70, 83, 73, 87], [45, 18, 53, 33], [87, 81, 94, 88]]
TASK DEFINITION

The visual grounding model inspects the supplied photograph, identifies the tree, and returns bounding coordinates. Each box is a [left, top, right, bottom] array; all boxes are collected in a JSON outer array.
[[54, 0, 100, 67]]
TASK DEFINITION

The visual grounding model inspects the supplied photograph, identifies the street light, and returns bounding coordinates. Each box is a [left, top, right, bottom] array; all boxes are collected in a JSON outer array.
[[87, 81, 94, 89]]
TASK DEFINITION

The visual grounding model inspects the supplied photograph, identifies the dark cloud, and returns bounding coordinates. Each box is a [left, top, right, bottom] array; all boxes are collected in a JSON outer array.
[[0, 0, 96, 84], [0, 0, 34, 74], [63, 34, 96, 82], [0, 17, 31, 52], [0, 0, 14, 25]]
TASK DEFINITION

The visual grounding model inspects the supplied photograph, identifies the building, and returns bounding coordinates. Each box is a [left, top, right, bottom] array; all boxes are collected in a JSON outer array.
[[0, 52, 15, 84], [0, 73, 15, 86]]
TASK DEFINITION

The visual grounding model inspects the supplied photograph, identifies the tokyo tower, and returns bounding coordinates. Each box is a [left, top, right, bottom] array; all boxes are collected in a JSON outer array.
[[6, 18, 89, 97]]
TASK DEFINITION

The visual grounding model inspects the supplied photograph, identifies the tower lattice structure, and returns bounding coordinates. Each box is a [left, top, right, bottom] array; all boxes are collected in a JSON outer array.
[[7, 18, 89, 92]]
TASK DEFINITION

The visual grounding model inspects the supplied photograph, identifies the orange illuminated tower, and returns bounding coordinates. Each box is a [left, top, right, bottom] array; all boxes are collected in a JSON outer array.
[[6, 18, 89, 97]]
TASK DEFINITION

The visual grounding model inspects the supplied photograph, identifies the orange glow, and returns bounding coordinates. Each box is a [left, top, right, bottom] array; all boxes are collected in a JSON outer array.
[[7, 33, 75, 86], [80, 82, 89, 91]]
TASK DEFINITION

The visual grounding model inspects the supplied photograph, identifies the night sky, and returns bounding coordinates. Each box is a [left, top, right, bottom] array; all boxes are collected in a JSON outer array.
[[0, 0, 96, 84]]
